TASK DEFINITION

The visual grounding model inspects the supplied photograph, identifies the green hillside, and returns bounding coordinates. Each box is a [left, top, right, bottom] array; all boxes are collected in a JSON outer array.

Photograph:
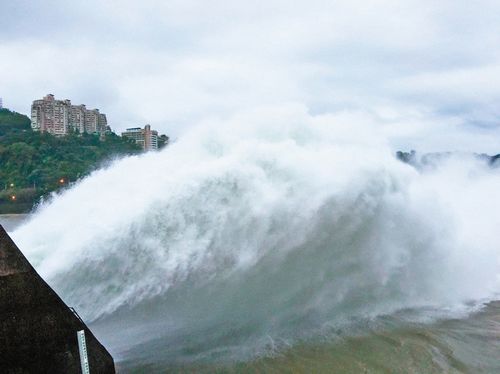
[[0, 108, 31, 135], [0, 108, 142, 213]]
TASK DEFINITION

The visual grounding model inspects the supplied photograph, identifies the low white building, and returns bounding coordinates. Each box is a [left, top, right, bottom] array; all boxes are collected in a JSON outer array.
[[121, 125, 158, 151]]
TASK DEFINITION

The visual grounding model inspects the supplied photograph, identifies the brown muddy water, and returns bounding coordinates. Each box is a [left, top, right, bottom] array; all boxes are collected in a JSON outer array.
[[120, 301, 499, 373]]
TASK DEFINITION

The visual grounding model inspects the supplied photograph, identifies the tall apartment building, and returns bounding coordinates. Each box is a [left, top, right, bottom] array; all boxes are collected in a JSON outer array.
[[31, 94, 109, 135], [98, 113, 108, 132], [31, 94, 68, 135], [121, 125, 158, 151], [68, 104, 86, 133], [83, 108, 99, 133]]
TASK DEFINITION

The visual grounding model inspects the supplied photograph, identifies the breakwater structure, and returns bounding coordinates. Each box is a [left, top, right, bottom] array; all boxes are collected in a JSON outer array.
[[0, 225, 115, 373]]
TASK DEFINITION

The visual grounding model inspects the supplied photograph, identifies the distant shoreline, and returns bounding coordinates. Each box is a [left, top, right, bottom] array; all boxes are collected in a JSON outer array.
[[0, 214, 30, 231], [0, 214, 30, 219]]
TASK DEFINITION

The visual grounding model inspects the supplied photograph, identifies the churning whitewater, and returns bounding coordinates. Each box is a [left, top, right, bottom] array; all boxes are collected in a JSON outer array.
[[12, 110, 500, 366]]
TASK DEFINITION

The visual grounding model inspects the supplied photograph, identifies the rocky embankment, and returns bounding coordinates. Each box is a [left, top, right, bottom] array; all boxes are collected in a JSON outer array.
[[0, 225, 115, 373]]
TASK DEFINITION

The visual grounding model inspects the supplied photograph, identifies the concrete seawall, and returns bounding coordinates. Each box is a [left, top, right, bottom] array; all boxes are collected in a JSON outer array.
[[0, 225, 115, 373]]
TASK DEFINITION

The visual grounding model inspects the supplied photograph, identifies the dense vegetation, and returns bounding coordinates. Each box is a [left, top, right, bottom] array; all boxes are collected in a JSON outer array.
[[396, 150, 500, 167], [0, 108, 143, 213], [0, 108, 31, 135]]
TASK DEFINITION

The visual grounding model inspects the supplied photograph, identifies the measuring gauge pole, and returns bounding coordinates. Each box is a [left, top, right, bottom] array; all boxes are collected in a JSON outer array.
[[77, 330, 90, 374]]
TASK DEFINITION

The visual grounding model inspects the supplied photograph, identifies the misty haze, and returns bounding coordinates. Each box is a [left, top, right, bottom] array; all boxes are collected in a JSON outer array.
[[1, 1, 499, 373]]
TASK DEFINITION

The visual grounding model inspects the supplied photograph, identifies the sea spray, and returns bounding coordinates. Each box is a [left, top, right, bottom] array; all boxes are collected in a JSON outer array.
[[12, 108, 500, 364]]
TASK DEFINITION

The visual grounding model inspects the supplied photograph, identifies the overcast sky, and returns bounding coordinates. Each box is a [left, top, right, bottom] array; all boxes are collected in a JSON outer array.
[[1, 0, 500, 151]]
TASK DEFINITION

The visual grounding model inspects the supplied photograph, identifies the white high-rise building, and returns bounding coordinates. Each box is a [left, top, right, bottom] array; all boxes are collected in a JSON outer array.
[[31, 94, 68, 135]]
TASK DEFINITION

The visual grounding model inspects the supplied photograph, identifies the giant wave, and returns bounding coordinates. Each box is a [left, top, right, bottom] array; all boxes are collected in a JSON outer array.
[[12, 108, 500, 366]]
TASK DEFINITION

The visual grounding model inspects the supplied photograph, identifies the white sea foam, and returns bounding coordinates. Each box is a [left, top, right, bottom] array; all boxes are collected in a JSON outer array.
[[12, 106, 500, 363]]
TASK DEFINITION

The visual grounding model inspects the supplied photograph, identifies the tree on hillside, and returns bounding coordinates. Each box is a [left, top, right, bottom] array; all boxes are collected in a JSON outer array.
[[0, 108, 31, 135]]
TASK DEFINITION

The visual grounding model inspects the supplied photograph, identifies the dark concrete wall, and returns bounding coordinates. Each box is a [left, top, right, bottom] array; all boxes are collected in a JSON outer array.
[[0, 225, 115, 373]]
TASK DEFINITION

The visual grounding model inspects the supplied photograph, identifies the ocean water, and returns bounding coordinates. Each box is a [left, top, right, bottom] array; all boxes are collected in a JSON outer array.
[[9, 112, 500, 372]]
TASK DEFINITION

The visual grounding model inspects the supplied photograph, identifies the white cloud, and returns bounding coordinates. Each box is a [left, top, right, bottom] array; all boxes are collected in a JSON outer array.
[[1, 0, 499, 151]]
